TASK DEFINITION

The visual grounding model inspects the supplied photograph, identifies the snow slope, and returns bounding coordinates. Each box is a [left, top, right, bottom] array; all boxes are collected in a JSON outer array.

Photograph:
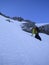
[[0, 15, 49, 65]]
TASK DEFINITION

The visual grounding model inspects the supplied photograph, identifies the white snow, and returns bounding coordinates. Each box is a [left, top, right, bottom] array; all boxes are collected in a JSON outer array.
[[0, 15, 49, 65]]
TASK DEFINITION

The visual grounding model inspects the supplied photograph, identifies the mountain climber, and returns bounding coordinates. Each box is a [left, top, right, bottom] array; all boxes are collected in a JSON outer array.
[[32, 27, 41, 41]]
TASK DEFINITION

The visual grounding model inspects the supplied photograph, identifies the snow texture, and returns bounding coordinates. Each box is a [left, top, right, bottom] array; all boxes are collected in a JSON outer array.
[[0, 15, 49, 65]]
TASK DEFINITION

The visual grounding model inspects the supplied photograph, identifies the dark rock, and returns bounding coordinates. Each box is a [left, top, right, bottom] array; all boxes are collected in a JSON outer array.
[[0, 12, 11, 18], [12, 16, 24, 21], [39, 24, 49, 35]]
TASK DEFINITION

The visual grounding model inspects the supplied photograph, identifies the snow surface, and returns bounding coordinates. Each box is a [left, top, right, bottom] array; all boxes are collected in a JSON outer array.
[[0, 15, 49, 65]]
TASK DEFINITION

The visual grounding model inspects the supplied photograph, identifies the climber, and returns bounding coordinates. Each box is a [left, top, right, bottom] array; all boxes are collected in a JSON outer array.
[[32, 26, 41, 41]]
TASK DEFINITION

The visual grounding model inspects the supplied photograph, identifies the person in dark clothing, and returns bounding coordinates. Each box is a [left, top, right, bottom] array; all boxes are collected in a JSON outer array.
[[32, 27, 41, 41]]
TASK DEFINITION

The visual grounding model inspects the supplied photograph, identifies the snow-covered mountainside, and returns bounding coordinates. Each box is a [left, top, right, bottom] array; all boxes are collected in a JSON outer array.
[[0, 15, 49, 65]]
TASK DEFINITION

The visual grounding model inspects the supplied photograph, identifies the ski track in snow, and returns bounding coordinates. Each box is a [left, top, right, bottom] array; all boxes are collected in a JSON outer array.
[[0, 15, 49, 65]]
